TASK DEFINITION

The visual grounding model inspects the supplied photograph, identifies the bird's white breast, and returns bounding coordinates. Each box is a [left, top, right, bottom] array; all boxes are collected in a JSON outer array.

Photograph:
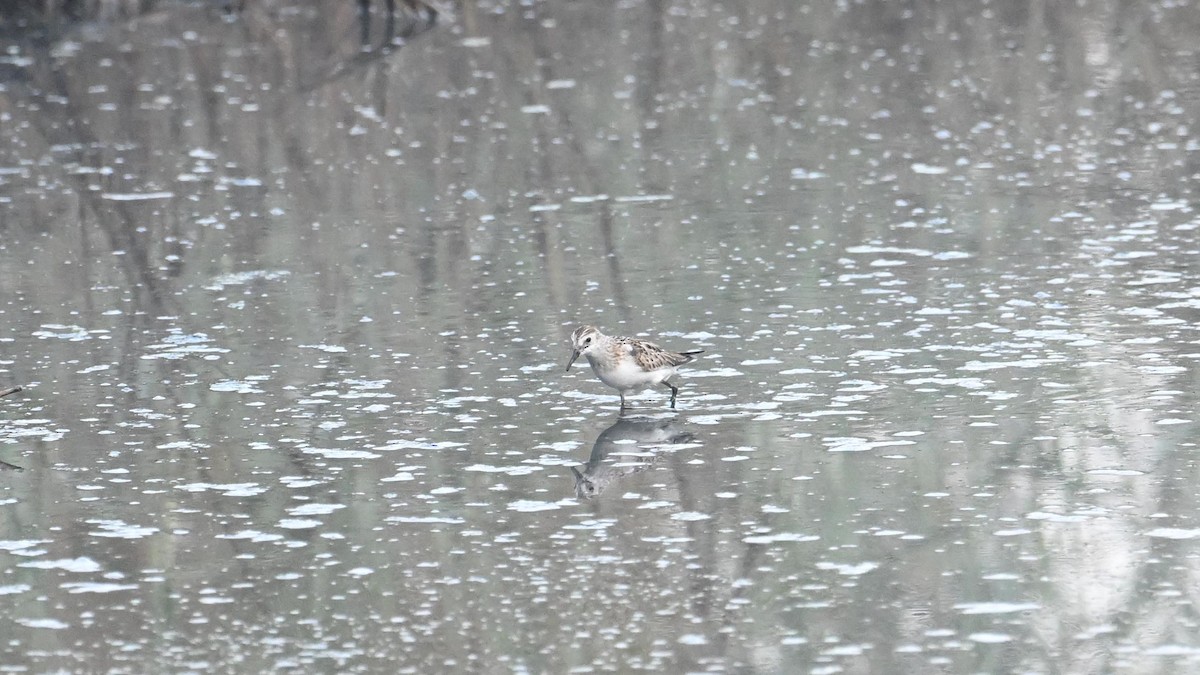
[[588, 355, 673, 391]]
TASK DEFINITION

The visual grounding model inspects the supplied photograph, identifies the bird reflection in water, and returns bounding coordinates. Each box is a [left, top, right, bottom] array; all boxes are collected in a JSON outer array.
[[571, 415, 696, 499]]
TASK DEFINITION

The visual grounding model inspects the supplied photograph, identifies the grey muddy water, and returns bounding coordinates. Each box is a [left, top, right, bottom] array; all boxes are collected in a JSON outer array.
[[2, 0, 1200, 672]]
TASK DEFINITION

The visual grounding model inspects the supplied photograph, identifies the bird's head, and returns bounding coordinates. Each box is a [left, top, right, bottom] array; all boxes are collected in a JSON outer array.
[[565, 325, 602, 371]]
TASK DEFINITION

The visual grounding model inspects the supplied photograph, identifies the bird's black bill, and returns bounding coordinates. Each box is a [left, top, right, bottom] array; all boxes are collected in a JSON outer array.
[[565, 349, 581, 371]]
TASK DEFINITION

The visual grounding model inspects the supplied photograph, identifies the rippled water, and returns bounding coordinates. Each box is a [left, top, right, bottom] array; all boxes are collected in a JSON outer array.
[[3, 0, 1200, 672]]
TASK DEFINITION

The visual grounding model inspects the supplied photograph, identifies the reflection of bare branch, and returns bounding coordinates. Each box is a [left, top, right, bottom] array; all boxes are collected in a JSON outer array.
[[300, 0, 437, 93], [0, 386, 21, 398]]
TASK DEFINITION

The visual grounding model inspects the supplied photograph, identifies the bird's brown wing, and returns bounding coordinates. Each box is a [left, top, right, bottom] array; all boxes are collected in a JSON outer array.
[[628, 339, 696, 370]]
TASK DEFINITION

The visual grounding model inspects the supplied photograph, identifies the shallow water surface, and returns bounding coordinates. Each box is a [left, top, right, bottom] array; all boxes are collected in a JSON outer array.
[[3, 0, 1200, 672]]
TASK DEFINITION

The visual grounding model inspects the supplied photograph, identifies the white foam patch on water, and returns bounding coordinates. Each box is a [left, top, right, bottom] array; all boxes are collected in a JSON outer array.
[[911, 163, 948, 175], [846, 245, 932, 256], [0, 420, 65, 442], [1025, 511, 1090, 523], [86, 520, 159, 539], [158, 441, 202, 450], [507, 500, 566, 512], [376, 440, 467, 451], [536, 441, 581, 452], [1128, 272, 1184, 287], [1086, 468, 1145, 476], [101, 190, 173, 200], [790, 168, 827, 180], [281, 477, 324, 488], [386, 516, 466, 524], [1150, 199, 1189, 211], [217, 530, 284, 542], [61, 582, 139, 594], [465, 463, 542, 475], [0, 584, 31, 595], [287, 503, 345, 517], [687, 368, 744, 378], [441, 396, 491, 405], [16, 618, 70, 630], [838, 379, 888, 391], [277, 518, 322, 530], [302, 447, 381, 460], [823, 437, 917, 453], [19, 557, 103, 573], [954, 602, 1039, 614], [210, 380, 264, 394], [823, 645, 868, 656], [0, 540, 49, 552], [204, 269, 290, 291], [563, 520, 615, 531], [614, 193, 673, 203], [1141, 365, 1187, 375], [743, 532, 819, 544], [33, 324, 95, 341], [1147, 528, 1200, 540], [221, 486, 268, 497], [983, 573, 1020, 581], [1145, 645, 1200, 656], [671, 512, 711, 521], [176, 482, 267, 496], [544, 76, 580, 88], [969, 632, 1014, 643], [143, 332, 229, 360], [801, 409, 869, 418], [299, 344, 348, 353], [904, 377, 988, 389], [816, 561, 879, 576]]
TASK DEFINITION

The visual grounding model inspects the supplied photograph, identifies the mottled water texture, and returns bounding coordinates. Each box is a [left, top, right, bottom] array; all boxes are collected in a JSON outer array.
[[2, 0, 1200, 672]]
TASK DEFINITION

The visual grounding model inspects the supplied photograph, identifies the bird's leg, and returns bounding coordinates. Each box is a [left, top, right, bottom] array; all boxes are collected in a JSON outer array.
[[620, 392, 628, 409], [666, 382, 679, 408]]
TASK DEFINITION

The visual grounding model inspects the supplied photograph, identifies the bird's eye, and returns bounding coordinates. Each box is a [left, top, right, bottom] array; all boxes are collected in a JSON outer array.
[[583, 337, 591, 345]]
